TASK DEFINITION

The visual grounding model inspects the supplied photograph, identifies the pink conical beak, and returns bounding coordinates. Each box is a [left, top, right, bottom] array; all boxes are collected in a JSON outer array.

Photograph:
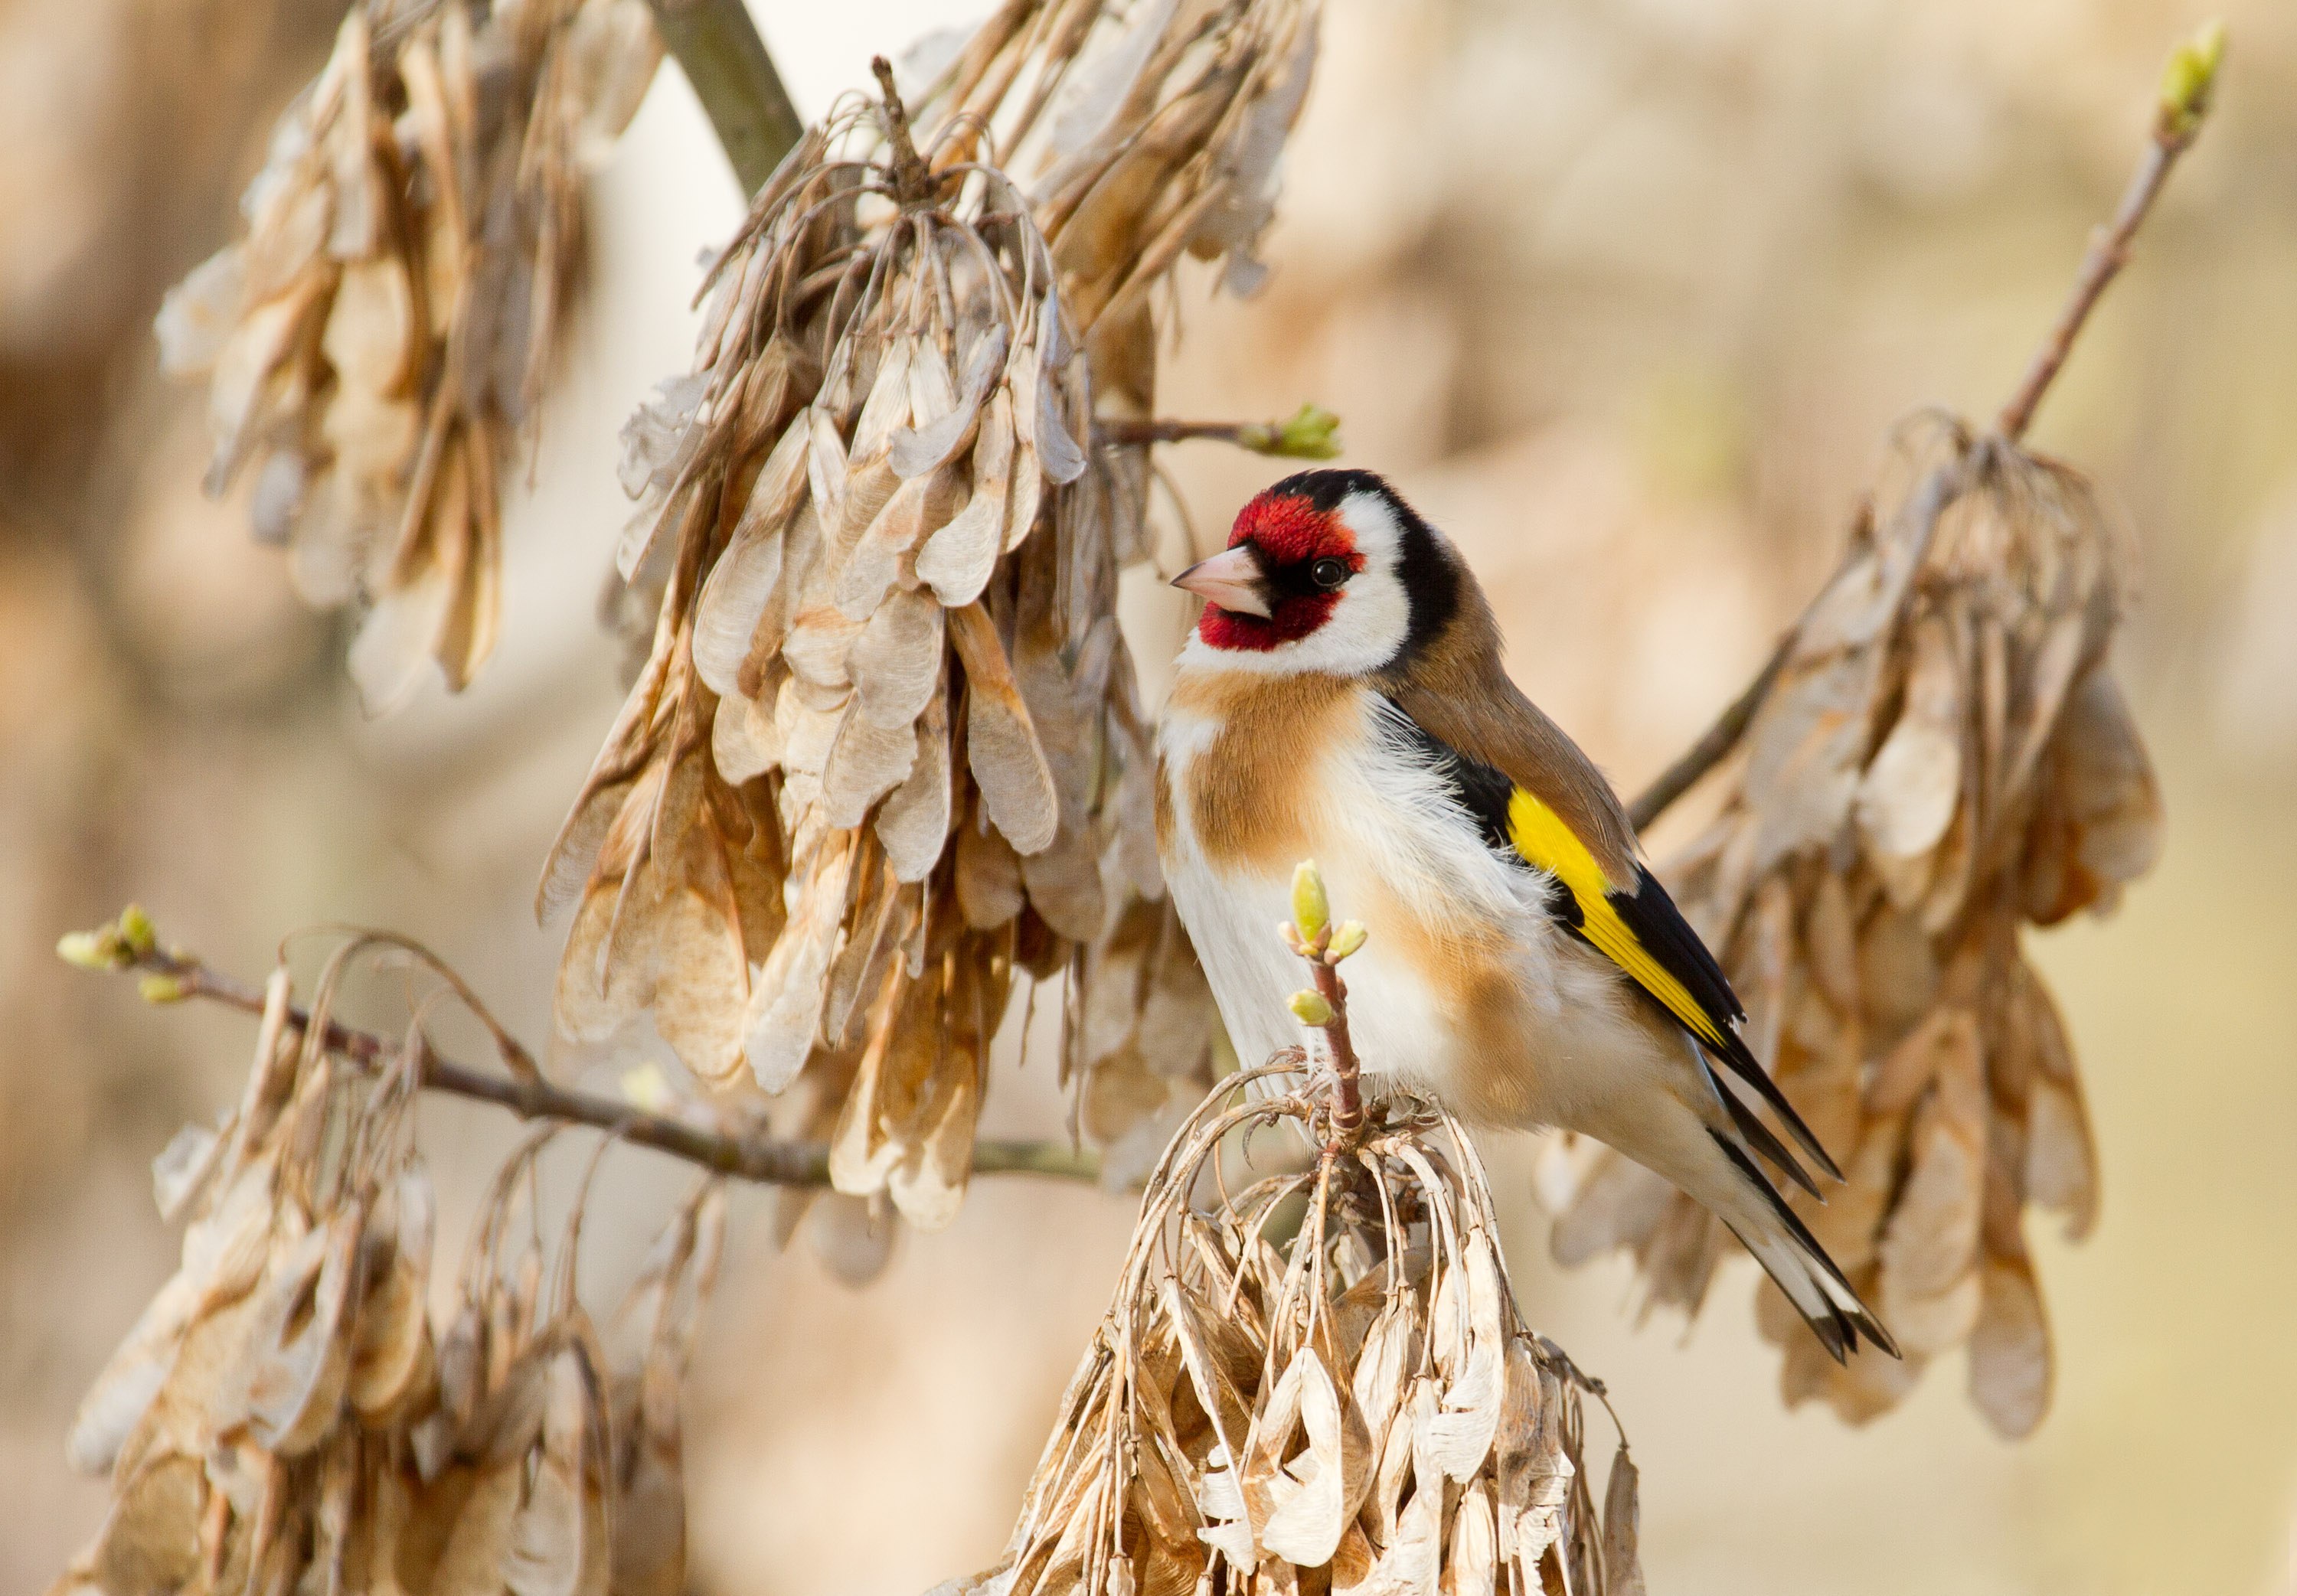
[[1171, 545, 1269, 616]]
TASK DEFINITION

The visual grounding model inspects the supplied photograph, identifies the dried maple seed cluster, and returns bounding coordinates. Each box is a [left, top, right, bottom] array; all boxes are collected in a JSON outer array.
[[547, 0, 1318, 1252], [953, 1069, 1642, 1596], [158, 0, 662, 709], [51, 947, 723, 1596], [948, 877, 1642, 1596], [1075, 896, 1224, 1186], [1547, 416, 2161, 1433]]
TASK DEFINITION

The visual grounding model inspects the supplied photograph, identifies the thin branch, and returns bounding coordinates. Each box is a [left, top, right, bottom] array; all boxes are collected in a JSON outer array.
[[1626, 25, 2223, 832], [66, 922, 1098, 1188], [1305, 956, 1363, 1135], [1624, 632, 1791, 834], [1099, 419, 1266, 448], [1994, 37, 2220, 442], [645, 0, 805, 197], [1099, 403, 1342, 462]]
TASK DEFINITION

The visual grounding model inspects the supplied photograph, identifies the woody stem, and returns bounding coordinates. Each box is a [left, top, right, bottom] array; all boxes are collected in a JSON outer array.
[[1628, 64, 2212, 834], [1993, 113, 2203, 444], [1309, 957, 1364, 1135], [1624, 634, 1791, 834], [643, 0, 804, 197], [1099, 419, 1261, 447], [103, 945, 1098, 1187]]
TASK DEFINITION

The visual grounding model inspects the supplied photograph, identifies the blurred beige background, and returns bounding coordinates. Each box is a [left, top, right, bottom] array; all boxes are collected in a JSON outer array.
[[2, 1, 2294, 1593]]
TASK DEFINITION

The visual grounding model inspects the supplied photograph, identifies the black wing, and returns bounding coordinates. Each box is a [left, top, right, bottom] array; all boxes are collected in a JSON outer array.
[[1380, 698, 1843, 1190]]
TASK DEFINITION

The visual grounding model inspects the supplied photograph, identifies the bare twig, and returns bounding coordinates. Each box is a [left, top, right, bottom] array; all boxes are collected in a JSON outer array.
[[1099, 403, 1341, 461], [1626, 22, 2224, 833], [1098, 419, 1260, 447], [1625, 632, 1792, 834], [60, 913, 1099, 1187], [645, 0, 804, 197], [1995, 21, 2223, 443]]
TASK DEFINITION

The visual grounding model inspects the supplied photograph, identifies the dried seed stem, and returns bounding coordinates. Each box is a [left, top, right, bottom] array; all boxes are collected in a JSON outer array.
[[73, 926, 1098, 1187], [1629, 28, 2220, 832], [870, 56, 935, 207], [644, 0, 804, 196]]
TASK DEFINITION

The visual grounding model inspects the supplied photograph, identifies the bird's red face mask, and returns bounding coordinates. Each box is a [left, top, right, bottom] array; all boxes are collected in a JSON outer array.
[[1174, 491, 1365, 651]]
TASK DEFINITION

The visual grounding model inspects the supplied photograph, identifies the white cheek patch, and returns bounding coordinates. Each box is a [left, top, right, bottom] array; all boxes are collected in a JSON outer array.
[[1298, 572, 1410, 673], [1175, 488, 1416, 677], [1337, 489, 1404, 566]]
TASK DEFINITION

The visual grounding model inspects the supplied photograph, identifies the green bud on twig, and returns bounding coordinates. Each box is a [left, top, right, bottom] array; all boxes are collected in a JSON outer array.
[[1238, 403, 1342, 461], [1325, 921, 1367, 961], [118, 903, 158, 958], [138, 973, 189, 1004], [56, 929, 126, 971], [1290, 860, 1330, 945], [2158, 19, 2227, 140], [1289, 989, 1334, 1026], [56, 904, 164, 972], [621, 1063, 673, 1114]]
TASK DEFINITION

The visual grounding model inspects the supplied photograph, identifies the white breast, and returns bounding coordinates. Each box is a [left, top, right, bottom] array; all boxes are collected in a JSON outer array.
[[1157, 687, 1610, 1108]]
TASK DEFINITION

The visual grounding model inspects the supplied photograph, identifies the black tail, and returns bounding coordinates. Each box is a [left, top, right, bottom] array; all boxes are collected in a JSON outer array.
[[1707, 1129, 1899, 1363], [1697, 1050, 1825, 1199], [1708, 1026, 1844, 1184]]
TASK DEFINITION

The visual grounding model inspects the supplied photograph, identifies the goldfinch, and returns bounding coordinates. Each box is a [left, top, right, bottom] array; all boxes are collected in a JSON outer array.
[[1155, 468, 1897, 1362]]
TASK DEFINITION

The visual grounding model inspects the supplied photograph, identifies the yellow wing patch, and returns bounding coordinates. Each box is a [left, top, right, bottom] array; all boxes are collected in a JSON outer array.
[[1505, 788, 1726, 1047]]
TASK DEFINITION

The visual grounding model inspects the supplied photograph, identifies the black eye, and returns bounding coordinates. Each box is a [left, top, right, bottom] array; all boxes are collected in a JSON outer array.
[[1310, 556, 1350, 590]]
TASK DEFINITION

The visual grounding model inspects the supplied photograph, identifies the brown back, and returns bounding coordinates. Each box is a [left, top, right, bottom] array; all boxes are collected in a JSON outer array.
[[1377, 568, 1642, 886]]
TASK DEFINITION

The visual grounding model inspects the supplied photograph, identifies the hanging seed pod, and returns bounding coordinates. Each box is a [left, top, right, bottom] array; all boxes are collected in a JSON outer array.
[[604, 1184, 728, 1596], [51, 934, 729, 1596], [1545, 415, 2162, 1434], [549, 1, 1319, 1240], [54, 944, 448, 1594], [1073, 897, 1220, 1188], [376, 1147, 723, 1596], [155, 0, 665, 710], [410, 1139, 617, 1596], [945, 875, 1638, 1594], [944, 1064, 1639, 1596]]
